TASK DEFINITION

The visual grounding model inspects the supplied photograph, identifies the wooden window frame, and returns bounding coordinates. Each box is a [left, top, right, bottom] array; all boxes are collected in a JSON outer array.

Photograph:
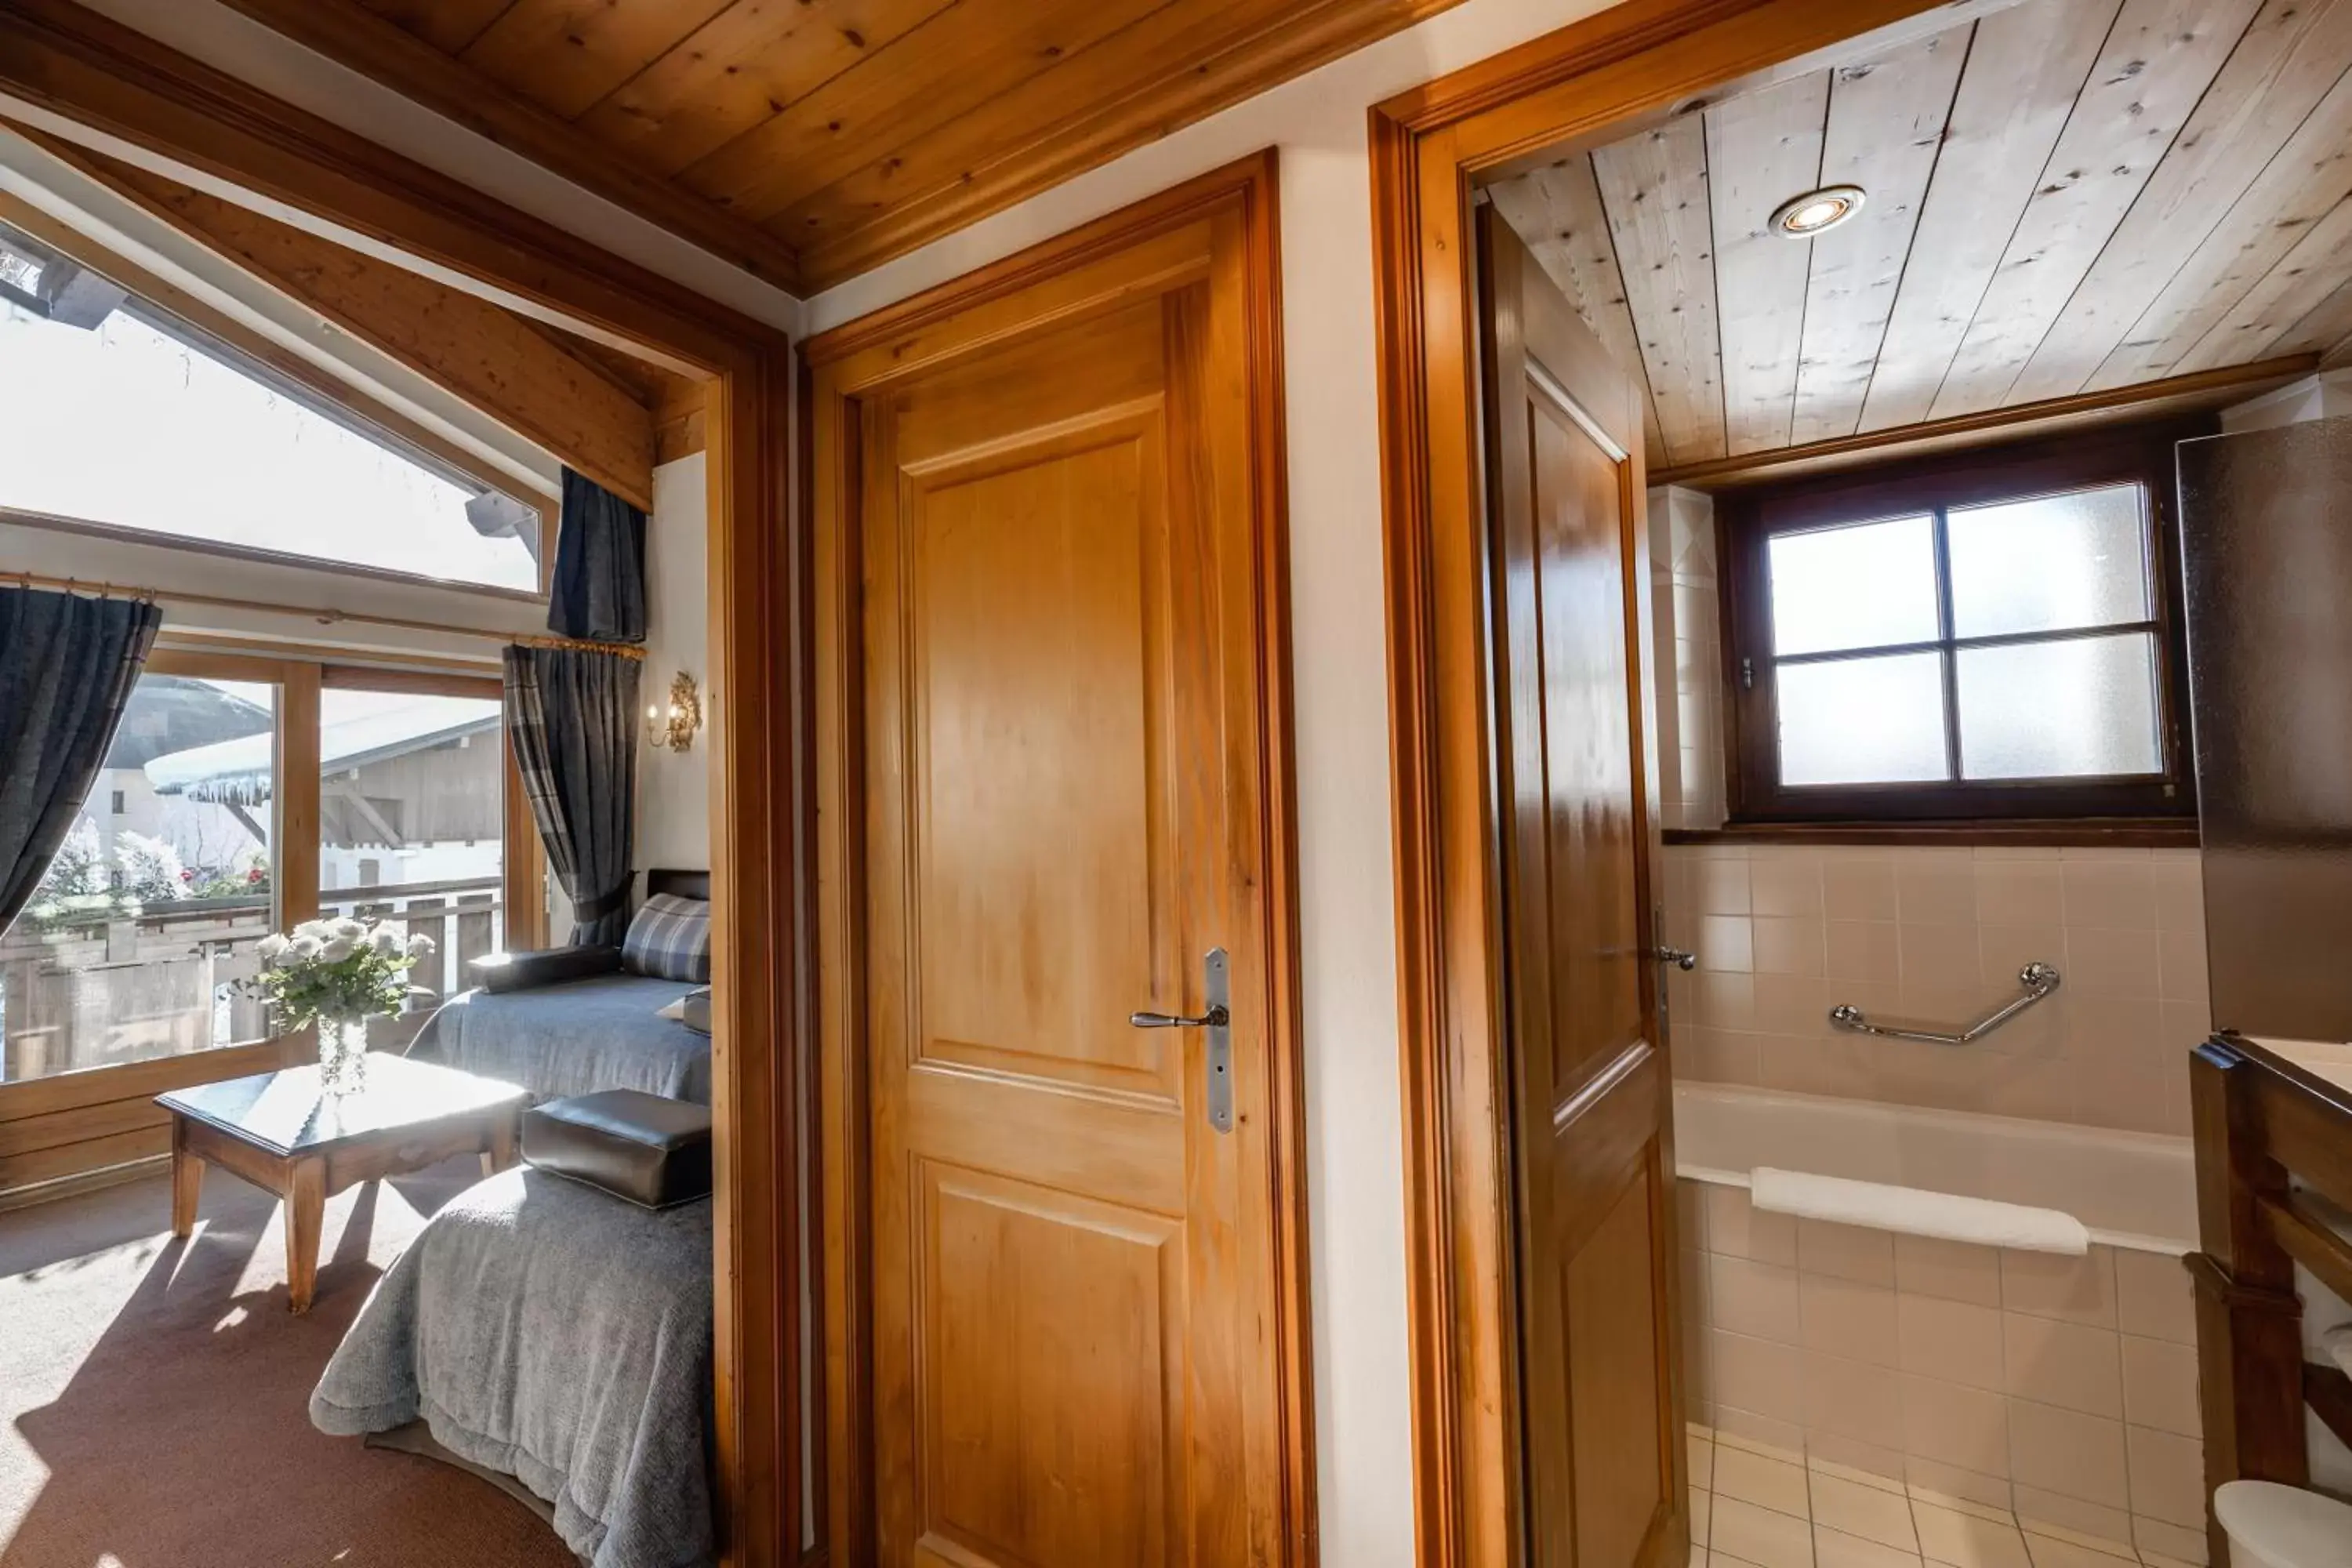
[[1717, 424, 2203, 826]]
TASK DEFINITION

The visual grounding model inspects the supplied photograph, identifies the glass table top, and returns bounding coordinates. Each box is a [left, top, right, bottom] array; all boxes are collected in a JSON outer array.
[[156, 1051, 526, 1156]]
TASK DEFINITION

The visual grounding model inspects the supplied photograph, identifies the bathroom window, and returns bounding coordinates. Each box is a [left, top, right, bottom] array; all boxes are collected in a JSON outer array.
[[1718, 427, 2195, 825]]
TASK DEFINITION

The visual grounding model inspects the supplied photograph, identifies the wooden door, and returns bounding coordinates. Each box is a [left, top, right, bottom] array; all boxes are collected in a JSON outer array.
[[855, 209, 1288, 1568], [1477, 207, 1686, 1568]]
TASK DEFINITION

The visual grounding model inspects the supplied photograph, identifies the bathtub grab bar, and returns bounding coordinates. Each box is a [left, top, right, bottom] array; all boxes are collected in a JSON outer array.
[[1828, 962, 2061, 1045]]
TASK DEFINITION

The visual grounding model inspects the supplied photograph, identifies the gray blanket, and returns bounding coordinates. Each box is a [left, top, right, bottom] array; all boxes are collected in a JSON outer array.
[[311, 1169, 715, 1568], [408, 975, 710, 1103]]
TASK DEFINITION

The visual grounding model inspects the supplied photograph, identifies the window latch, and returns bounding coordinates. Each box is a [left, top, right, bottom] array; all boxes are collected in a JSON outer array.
[[1740, 656, 1755, 691]]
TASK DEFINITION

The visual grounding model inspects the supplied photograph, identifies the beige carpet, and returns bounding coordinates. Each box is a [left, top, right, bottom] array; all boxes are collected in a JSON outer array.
[[0, 1156, 581, 1568]]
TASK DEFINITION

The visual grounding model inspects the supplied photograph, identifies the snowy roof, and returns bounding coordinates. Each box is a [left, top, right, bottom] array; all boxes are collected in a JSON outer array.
[[103, 676, 273, 769], [147, 695, 501, 806]]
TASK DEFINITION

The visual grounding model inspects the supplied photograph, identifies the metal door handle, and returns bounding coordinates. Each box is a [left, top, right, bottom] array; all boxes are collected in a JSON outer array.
[[1130, 947, 1232, 1133], [1651, 947, 1697, 971]]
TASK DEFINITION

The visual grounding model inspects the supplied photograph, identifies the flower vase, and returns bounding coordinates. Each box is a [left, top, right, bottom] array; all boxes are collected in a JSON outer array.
[[318, 1015, 369, 1096]]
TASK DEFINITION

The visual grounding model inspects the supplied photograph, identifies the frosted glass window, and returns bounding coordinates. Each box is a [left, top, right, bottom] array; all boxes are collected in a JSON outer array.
[[1777, 653, 1948, 786], [1766, 515, 1940, 655], [1947, 484, 2149, 637], [1956, 633, 2161, 780]]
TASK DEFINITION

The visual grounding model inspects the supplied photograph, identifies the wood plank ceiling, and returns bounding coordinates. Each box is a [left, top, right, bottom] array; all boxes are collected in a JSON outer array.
[[1487, 0, 2352, 473], [217, 0, 1470, 293]]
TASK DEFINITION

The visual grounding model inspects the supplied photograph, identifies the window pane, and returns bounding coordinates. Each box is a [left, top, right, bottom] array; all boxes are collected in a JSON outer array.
[[1956, 633, 2161, 780], [1947, 483, 2149, 637], [2, 675, 277, 1083], [1767, 515, 1941, 655], [1777, 652, 1949, 786], [0, 303, 539, 592], [317, 691, 505, 1026]]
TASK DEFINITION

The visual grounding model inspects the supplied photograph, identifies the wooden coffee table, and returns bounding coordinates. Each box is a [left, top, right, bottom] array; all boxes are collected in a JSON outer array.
[[157, 1052, 528, 1314]]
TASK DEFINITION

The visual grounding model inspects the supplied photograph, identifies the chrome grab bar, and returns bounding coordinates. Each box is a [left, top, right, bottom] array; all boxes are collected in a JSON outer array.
[[1828, 962, 2061, 1047]]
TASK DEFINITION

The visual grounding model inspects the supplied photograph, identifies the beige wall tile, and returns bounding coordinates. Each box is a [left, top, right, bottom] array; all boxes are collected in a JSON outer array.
[[2123, 1425, 2202, 1530], [1755, 916, 1828, 978], [1751, 855, 1825, 918], [1899, 860, 1979, 926], [2002, 1249, 2117, 1328], [1699, 971, 1759, 1029], [2060, 861, 2157, 932], [2062, 927, 2160, 1000], [2113, 1251, 2195, 1346], [1708, 1186, 1799, 1266], [1979, 926, 2066, 995], [1898, 1294, 2005, 1391], [1901, 924, 1985, 989], [1824, 858, 1900, 923], [1704, 914, 1756, 973], [2119, 1337, 2198, 1439], [1902, 1374, 2012, 1477], [1896, 1236, 2004, 1308], [1679, 1179, 1711, 1254], [1714, 1330, 1806, 1425], [2002, 1314, 2122, 1418], [2008, 1400, 2129, 1509], [1807, 1434, 1907, 1486], [1912, 1498, 2031, 1568], [1714, 1254, 1803, 1345], [1697, 855, 1752, 916], [1801, 1276, 1900, 1367], [1827, 921, 1902, 984], [1677, 1026, 1762, 1086], [1802, 1221, 1897, 1287], [1716, 1403, 1809, 1457], [2150, 855, 2203, 935], [2156, 927, 2209, 1004], [1754, 975, 1829, 1036], [1976, 862, 2064, 928], [1803, 1350, 1905, 1449], [1906, 1457, 2014, 1516], [1715, 1443, 1811, 1518]]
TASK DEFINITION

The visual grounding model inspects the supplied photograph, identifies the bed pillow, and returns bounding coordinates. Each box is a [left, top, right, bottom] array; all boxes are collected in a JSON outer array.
[[622, 894, 712, 983]]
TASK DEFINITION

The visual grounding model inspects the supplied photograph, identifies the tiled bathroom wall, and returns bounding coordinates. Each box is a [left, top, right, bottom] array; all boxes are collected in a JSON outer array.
[[1680, 1183, 2208, 1564]]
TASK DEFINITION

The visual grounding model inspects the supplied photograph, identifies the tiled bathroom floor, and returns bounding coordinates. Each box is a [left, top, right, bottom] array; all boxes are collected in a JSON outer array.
[[1689, 1426, 2200, 1568]]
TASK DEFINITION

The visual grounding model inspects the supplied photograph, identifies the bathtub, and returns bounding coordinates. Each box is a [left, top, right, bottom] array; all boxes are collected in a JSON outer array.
[[1671, 1081, 2198, 1254]]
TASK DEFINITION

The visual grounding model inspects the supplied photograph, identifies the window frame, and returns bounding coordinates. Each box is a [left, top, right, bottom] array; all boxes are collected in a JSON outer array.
[[1718, 424, 2202, 826]]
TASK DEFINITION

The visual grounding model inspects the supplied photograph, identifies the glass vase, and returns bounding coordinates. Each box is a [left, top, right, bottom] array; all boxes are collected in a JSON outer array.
[[318, 1015, 370, 1096]]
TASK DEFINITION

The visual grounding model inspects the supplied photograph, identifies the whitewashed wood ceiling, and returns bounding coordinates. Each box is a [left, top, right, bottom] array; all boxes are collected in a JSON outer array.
[[1486, 0, 2352, 470]]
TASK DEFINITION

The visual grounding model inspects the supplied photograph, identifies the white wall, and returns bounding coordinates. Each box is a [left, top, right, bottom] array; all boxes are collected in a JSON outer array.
[[804, 2, 1621, 1556], [638, 452, 712, 876]]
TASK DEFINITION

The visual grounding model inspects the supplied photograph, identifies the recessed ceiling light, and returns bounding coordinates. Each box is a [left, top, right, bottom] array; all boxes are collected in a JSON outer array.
[[1769, 185, 1867, 238]]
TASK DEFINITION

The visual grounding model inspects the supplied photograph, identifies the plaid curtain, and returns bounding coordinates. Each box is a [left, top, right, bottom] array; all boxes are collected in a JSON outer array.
[[0, 588, 162, 935], [504, 644, 640, 946], [546, 467, 648, 644]]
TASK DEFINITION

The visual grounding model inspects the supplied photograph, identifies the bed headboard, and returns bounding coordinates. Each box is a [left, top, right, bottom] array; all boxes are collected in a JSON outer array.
[[646, 868, 710, 902]]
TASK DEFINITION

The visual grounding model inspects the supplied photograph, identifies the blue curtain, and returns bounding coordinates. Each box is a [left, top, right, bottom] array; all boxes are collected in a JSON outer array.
[[504, 644, 640, 946], [547, 467, 648, 644], [0, 588, 162, 933]]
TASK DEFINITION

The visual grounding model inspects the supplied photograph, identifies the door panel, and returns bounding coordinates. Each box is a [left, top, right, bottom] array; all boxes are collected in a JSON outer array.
[[858, 212, 1283, 1568], [1479, 205, 1686, 1568]]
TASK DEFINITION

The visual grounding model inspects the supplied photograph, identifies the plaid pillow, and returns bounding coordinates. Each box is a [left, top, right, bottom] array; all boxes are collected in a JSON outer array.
[[622, 894, 711, 983]]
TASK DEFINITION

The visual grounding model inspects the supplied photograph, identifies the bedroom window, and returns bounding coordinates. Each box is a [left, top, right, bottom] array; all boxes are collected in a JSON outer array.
[[0, 659, 279, 1085], [0, 249, 540, 593], [1719, 429, 2195, 825]]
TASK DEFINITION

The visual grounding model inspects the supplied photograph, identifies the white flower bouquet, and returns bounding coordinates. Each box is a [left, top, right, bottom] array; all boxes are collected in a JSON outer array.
[[245, 916, 435, 1032]]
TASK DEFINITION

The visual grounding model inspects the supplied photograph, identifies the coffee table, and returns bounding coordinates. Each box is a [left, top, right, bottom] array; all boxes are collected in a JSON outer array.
[[157, 1052, 528, 1314]]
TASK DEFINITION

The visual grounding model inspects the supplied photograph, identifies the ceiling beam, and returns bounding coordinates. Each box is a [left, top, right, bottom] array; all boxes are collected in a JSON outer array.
[[201, 0, 803, 296], [1651, 353, 2318, 489], [40, 137, 656, 510]]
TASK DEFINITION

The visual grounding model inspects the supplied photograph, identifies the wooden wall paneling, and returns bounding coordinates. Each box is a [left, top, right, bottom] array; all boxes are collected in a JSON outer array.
[[40, 143, 659, 512], [2086, 60, 2352, 392], [1785, 24, 1965, 445], [1854, 0, 2118, 431], [1592, 113, 1726, 465], [1484, 152, 1667, 463], [208, 0, 804, 290], [0, 17, 801, 1560], [1703, 71, 1824, 455], [2176, 193, 2352, 374], [0, 1126, 171, 1192], [1927, 0, 2261, 419], [452, 0, 731, 118], [353, 0, 513, 56], [2004, 0, 2352, 405], [575, 0, 951, 179]]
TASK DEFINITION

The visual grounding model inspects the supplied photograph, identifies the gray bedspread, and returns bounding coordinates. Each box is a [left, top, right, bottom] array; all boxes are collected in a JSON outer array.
[[311, 1167, 714, 1568], [408, 975, 709, 1103]]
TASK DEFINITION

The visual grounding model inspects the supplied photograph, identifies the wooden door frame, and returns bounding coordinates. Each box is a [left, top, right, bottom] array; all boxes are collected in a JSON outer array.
[[801, 150, 1313, 1568], [0, 7, 801, 1563], [1367, 2, 1955, 1563]]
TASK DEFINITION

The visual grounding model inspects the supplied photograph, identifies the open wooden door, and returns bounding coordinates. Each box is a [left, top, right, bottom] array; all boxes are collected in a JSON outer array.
[[1476, 205, 1687, 1568]]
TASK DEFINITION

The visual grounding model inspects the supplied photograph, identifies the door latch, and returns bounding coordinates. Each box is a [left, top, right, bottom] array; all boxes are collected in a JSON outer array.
[[1129, 947, 1233, 1133]]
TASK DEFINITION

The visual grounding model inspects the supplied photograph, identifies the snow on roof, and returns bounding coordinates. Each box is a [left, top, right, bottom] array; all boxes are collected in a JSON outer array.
[[146, 695, 501, 805]]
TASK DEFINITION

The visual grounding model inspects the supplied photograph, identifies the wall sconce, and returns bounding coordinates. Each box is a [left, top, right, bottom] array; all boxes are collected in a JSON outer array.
[[645, 671, 702, 753]]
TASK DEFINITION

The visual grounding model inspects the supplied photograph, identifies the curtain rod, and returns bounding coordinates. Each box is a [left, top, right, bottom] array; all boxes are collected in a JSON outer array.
[[5, 570, 646, 659]]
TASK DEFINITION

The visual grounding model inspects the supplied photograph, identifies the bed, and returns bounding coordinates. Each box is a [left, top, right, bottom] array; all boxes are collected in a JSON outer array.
[[405, 869, 712, 1105], [310, 1166, 714, 1568]]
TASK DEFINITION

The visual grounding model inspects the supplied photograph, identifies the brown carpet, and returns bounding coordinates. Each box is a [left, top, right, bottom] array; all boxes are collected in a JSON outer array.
[[0, 1158, 582, 1568]]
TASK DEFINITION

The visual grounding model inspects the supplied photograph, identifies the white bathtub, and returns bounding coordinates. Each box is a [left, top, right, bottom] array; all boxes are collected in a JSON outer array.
[[1672, 1082, 2198, 1254]]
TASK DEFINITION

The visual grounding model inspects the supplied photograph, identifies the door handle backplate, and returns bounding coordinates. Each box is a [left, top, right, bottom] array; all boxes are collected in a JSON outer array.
[[1129, 947, 1232, 1133]]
